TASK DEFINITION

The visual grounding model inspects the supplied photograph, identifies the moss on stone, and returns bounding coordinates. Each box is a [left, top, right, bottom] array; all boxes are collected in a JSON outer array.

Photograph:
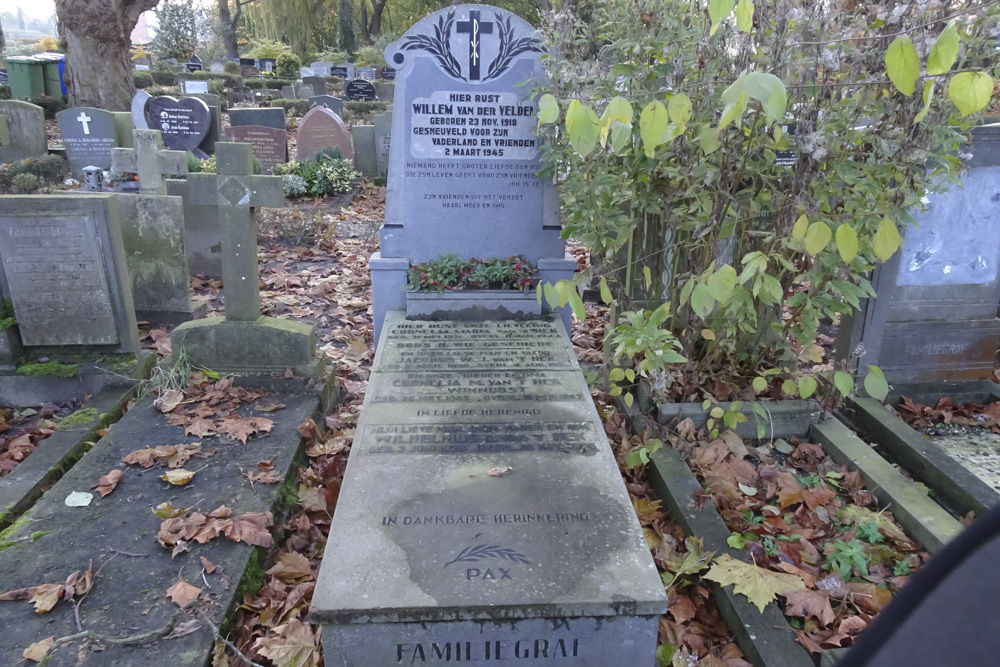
[[0, 299, 16, 331], [29, 530, 50, 541], [53, 408, 99, 428], [0, 515, 29, 548], [17, 359, 79, 378]]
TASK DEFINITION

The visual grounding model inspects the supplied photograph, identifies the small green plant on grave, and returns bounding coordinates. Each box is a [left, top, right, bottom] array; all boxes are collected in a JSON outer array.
[[0, 300, 16, 331], [272, 158, 358, 198], [825, 538, 870, 580], [624, 437, 662, 468], [17, 359, 79, 378], [406, 254, 537, 292]]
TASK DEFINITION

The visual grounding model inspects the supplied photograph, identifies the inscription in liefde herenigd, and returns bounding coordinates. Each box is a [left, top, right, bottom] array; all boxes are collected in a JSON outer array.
[[372, 370, 585, 404], [0, 212, 119, 346], [361, 421, 599, 456]]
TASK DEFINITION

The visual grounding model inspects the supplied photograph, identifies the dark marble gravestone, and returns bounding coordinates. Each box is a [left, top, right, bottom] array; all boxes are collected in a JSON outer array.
[[379, 66, 396, 80], [147, 96, 212, 157], [228, 107, 285, 130], [345, 79, 376, 101], [56, 107, 119, 174], [308, 95, 343, 116], [837, 124, 1000, 385], [331, 63, 354, 79], [227, 124, 288, 174]]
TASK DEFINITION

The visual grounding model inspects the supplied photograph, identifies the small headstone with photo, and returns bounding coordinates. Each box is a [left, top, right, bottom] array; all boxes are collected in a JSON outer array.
[[296, 106, 354, 161], [0, 100, 47, 163], [56, 107, 120, 174], [345, 79, 376, 101], [227, 124, 288, 174], [146, 95, 212, 157], [308, 95, 343, 116], [356, 66, 376, 80]]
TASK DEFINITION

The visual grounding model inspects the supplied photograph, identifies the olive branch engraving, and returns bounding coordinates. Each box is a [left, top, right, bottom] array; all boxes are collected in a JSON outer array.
[[443, 544, 530, 568], [400, 11, 464, 80], [483, 13, 546, 82]]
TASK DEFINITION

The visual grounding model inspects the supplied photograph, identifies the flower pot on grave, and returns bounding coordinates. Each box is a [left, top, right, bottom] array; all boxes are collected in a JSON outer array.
[[405, 289, 542, 320], [0, 325, 24, 371]]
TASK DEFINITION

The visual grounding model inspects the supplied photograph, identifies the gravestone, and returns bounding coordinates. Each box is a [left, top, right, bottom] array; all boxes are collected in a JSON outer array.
[[210, 60, 226, 74], [169, 143, 318, 376], [300, 66, 315, 77], [241, 64, 260, 78], [356, 66, 376, 81], [331, 63, 355, 79], [56, 107, 119, 174], [308, 95, 343, 116], [111, 129, 203, 323], [374, 109, 392, 177], [180, 79, 209, 94], [311, 61, 332, 76], [227, 124, 287, 174], [380, 66, 396, 80], [296, 106, 354, 161], [302, 75, 326, 96], [281, 85, 296, 100], [345, 79, 377, 101], [0, 195, 138, 352], [259, 57, 276, 74], [147, 95, 212, 158], [351, 125, 377, 177], [131, 89, 152, 130], [368, 3, 575, 341], [294, 83, 315, 99], [229, 107, 285, 130], [186, 92, 222, 154], [837, 124, 1000, 385], [0, 100, 46, 163], [185, 54, 203, 72], [373, 80, 395, 100]]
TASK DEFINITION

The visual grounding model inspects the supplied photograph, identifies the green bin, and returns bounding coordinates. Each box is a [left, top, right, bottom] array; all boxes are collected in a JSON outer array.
[[6, 57, 45, 99], [38, 56, 64, 97]]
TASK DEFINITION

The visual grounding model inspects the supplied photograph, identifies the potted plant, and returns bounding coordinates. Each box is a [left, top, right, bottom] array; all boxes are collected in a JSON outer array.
[[405, 253, 541, 320]]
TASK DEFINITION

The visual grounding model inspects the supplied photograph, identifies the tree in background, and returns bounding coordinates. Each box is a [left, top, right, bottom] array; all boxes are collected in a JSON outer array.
[[338, 0, 357, 55], [217, 0, 252, 59], [55, 0, 157, 110], [151, 0, 200, 61], [241, 0, 335, 62], [359, 0, 389, 44]]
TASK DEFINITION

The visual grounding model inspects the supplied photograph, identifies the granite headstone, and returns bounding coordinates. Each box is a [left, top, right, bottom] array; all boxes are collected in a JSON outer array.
[[56, 107, 119, 174], [379, 66, 396, 80], [332, 63, 355, 79], [345, 79, 376, 101], [147, 95, 212, 157], [0, 100, 47, 163], [228, 107, 286, 130], [351, 124, 377, 178], [296, 106, 354, 161], [281, 85, 296, 100], [311, 61, 332, 76], [227, 124, 287, 174], [180, 79, 209, 94], [186, 92, 222, 154], [374, 109, 392, 177], [302, 76, 327, 96], [356, 66, 376, 81], [308, 95, 343, 116]]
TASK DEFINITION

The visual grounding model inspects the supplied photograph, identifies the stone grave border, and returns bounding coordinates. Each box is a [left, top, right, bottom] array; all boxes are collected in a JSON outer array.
[[0, 352, 154, 531], [652, 396, 822, 441], [844, 384, 1000, 519], [621, 404, 814, 667]]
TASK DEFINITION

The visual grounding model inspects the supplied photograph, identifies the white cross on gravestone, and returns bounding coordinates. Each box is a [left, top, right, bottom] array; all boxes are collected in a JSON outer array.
[[77, 112, 92, 135]]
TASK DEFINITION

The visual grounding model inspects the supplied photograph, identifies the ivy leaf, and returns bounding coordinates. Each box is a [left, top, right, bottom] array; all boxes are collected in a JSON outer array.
[[915, 81, 935, 124], [752, 377, 768, 393], [667, 93, 692, 125], [691, 283, 716, 319], [926, 23, 959, 76], [735, 0, 754, 32], [798, 376, 817, 400], [537, 93, 559, 128], [599, 276, 613, 304], [791, 214, 808, 241], [864, 366, 890, 402], [707, 265, 738, 304], [885, 35, 920, 96], [708, 0, 736, 37], [834, 371, 854, 397], [804, 221, 832, 256], [566, 101, 600, 156], [835, 223, 859, 264], [640, 100, 669, 158], [704, 554, 806, 612], [948, 72, 994, 116], [872, 218, 900, 261]]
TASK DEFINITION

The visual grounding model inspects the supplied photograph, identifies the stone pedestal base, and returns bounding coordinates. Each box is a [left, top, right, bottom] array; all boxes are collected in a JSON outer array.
[[170, 316, 317, 377]]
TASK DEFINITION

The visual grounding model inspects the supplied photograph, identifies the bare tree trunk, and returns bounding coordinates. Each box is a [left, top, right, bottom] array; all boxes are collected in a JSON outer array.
[[217, 0, 239, 59], [367, 0, 388, 39], [55, 0, 158, 110]]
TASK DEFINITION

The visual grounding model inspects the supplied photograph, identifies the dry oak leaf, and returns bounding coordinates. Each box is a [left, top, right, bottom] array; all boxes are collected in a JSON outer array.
[[223, 512, 274, 548], [704, 554, 806, 613], [29, 584, 63, 614], [217, 416, 274, 444], [267, 551, 313, 584], [783, 589, 836, 626], [161, 469, 196, 486], [166, 578, 201, 608], [253, 618, 321, 667], [22, 636, 54, 662], [91, 469, 123, 497]]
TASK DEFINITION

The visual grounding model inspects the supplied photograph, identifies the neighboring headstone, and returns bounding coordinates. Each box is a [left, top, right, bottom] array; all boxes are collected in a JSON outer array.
[[838, 125, 1000, 385], [146, 95, 212, 158], [133, 56, 152, 69], [169, 143, 318, 376], [331, 63, 354, 79], [56, 107, 119, 174], [0, 100, 46, 163], [228, 107, 285, 130], [210, 60, 226, 74], [311, 61, 332, 76], [227, 124, 287, 174], [131, 89, 152, 130], [373, 80, 395, 100], [281, 85, 296, 100], [185, 61, 203, 72], [259, 57, 276, 73], [135, 64, 150, 71], [299, 66, 315, 77], [345, 79, 376, 101], [351, 125, 376, 178], [308, 95, 343, 116], [0, 195, 138, 352], [356, 66, 376, 80], [302, 76, 326, 96], [112, 111, 135, 148], [111, 130, 202, 323], [296, 106, 354, 161], [186, 92, 222, 154], [180, 79, 209, 94], [374, 109, 392, 177], [368, 4, 574, 341], [165, 58, 180, 67], [294, 83, 314, 99], [241, 64, 260, 78], [379, 66, 396, 80]]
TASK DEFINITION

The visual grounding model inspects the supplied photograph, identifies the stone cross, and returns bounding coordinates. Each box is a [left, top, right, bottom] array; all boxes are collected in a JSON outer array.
[[184, 142, 283, 322], [111, 129, 188, 195], [77, 111, 92, 135]]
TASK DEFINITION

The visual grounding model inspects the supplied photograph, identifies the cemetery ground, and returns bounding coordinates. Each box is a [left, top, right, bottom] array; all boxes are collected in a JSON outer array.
[[1, 179, 993, 665]]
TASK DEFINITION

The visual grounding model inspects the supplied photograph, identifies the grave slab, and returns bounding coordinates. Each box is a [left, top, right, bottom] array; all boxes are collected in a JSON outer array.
[[0, 392, 321, 667], [313, 314, 666, 665]]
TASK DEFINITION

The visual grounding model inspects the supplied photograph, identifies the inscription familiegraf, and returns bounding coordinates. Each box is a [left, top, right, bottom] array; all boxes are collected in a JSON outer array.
[[363, 421, 599, 455], [396, 638, 584, 663]]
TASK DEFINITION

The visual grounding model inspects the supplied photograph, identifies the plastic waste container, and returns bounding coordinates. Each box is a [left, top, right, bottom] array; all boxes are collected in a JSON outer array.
[[6, 57, 45, 99], [36, 54, 65, 97]]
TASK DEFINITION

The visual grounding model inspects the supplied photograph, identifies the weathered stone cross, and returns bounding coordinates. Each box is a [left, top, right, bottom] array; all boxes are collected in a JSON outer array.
[[77, 112, 92, 135], [111, 129, 188, 195], [183, 142, 282, 322]]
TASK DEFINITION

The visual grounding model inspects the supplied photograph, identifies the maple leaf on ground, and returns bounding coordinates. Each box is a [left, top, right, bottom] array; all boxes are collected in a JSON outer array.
[[224, 512, 274, 547], [253, 619, 321, 667], [298, 485, 328, 513], [783, 590, 836, 626], [306, 434, 351, 457], [22, 636, 54, 662], [29, 583, 63, 613], [704, 554, 806, 612], [164, 442, 202, 467], [91, 469, 122, 497], [266, 551, 313, 584], [217, 416, 275, 444], [155, 389, 186, 414], [246, 470, 284, 484], [185, 418, 216, 438], [166, 578, 201, 608], [632, 498, 665, 525], [123, 445, 178, 468]]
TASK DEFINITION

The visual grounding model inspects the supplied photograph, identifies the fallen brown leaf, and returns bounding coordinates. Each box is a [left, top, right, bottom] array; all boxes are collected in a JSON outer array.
[[166, 578, 201, 608], [22, 636, 54, 662], [91, 469, 122, 497]]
